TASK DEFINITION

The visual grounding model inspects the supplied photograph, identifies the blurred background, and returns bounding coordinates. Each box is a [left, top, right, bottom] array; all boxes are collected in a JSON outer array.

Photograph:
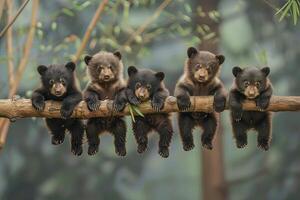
[[0, 0, 300, 199]]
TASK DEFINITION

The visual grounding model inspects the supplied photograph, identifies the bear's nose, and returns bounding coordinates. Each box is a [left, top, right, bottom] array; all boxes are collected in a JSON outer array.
[[104, 75, 110, 79]]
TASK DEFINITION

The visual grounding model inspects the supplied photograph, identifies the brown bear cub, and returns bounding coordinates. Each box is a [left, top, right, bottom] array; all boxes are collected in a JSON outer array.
[[229, 66, 273, 150], [83, 51, 127, 156], [126, 66, 173, 158], [174, 47, 226, 151], [31, 62, 84, 156]]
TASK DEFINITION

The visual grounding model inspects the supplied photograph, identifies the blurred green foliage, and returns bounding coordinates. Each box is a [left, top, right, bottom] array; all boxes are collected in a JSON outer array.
[[0, 0, 300, 200]]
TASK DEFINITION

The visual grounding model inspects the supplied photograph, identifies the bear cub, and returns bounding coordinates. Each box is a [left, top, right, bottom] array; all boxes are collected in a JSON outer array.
[[84, 51, 127, 156], [126, 66, 173, 158], [174, 47, 226, 151], [229, 66, 273, 150], [31, 62, 84, 156]]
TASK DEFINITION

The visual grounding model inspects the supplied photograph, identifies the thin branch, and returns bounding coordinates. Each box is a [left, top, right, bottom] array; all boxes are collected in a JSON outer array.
[[0, 96, 299, 120], [6, 0, 15, 89], [72, 0, 109, 63], [120, 0, 172, 50], [0, 0, 39, 150], [0, 0, 31, 38]]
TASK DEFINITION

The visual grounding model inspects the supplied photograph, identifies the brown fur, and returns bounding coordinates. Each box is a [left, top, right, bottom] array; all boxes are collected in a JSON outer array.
[[174, 47, 226, 150], [83, 51, 127, 156]]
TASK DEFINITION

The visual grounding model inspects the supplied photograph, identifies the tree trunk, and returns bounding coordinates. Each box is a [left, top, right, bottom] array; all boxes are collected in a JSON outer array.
[[197, 0, 228, 200]]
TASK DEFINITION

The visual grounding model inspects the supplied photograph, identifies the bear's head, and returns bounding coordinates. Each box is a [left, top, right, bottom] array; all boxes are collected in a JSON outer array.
[[37, 62, 76, 97], [127, 66, 165, 102], [84, 51, 123, 83], [232, 66, 270, 99], [186, 47, 225, 84]]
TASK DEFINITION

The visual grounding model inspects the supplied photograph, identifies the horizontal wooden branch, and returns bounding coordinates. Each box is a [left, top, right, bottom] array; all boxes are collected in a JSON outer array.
[[0, 96, 299, 120]]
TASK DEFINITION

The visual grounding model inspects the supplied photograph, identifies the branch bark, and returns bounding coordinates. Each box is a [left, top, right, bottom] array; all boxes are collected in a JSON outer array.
[[0, 96, 299, 120], [71, 0, 109, 63]]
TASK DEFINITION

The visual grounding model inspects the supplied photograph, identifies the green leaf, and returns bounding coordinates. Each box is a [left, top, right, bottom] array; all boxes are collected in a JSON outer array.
[[132, 105, 144, 117], [128, 105, 136, 123]]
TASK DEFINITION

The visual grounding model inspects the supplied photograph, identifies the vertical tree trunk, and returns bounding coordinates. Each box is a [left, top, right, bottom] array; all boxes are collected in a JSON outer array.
[[197, 0, 228, 200]]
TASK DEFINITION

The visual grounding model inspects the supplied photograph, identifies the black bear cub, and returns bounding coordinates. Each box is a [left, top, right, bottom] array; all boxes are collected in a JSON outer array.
[[174, 47, 226, 151], [84, 51, 127, 156], [229, 66, 273, 150], [126, 66, 173, 158], [31, 62, 84, 156]]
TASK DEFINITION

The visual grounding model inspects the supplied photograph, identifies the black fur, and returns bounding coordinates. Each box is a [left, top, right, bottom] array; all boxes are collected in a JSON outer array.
[[83, 51, 127, 156], [174, 47, 227, 150], [126, 66, 173, 158], [31, 62, 84, 156], [229, 66, 273, 150]]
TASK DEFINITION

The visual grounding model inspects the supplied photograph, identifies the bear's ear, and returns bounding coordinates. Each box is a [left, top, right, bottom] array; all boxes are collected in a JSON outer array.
[[261, 67, 270, 77], [216, 55, 225, 65], [84, 55, 93, 65], [37, 65, 48, 75], [128, 66, 138, 76], [155, 72, 165, 81], [65, 62, 76, 72], [232, 66, 242, 77], [113, 51, 122, 60], [187, 47, 198, 58]]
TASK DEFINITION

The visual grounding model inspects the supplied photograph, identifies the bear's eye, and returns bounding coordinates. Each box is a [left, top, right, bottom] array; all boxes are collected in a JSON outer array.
[[49, 79, 54, 85], [60, 78, 66, 85], [146, 84, 152, 90], [135, 82, 141, 89], [244, 81, 250, 87], [255, 81, 261, 87], [195, 64, 200, 69]]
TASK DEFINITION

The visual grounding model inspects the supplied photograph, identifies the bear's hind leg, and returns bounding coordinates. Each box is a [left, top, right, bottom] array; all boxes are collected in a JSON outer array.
[[178, 113, 196, 151], [257, 114, 272, 151], [46, 119, 66, 145], [86, 119, 101, 155], [133, 118, 151, 154], [156, 119, 173, 158], [68, 120, 84, 156], [111, 118, 127, 157], [232, 119, 248, 149], [200, 114, 217, 150]]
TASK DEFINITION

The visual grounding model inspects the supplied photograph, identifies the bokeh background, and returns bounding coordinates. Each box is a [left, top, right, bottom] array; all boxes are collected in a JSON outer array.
[[0, 0, 300, 199]]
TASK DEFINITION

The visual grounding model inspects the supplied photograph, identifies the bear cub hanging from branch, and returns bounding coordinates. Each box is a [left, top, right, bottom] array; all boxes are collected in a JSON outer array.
[[126, 66, 173, 158], [174, 47, 226, 151], [84, 51, 127, 156], [31, 62, 84, 156], [229, 66, 273, 150]]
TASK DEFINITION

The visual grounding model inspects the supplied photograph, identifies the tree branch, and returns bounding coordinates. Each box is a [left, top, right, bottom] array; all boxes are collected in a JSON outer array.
[[6, 0, 15, 89], [71, 0, 109, 63], [0, 0, 31, 38], [0, 96, 299, 120]]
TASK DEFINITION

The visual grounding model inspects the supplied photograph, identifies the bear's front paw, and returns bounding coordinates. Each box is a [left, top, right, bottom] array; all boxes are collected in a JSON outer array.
[[71, 143, 83, 156], [60, 106, 73, 119], [51, 134, 65, 145], [256, 98, 270, 111], [201, 134, 213, 150], [128, 95, 140, 106], [32, 98, 45, 111], [88, 145, 99, 155], [112, 100, 126, 112], [213, 95, 226, 112], [87, 99, 101, 111], [177, 95, 191, 111], [151, 99, 164, 112], [158, 147, 169, 158]]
